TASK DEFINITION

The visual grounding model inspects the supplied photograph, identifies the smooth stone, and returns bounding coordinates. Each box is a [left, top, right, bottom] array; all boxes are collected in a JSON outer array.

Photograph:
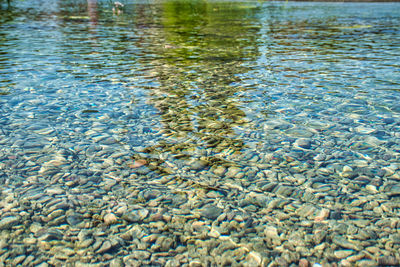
[[313, 154, 326, 161], [189, 160, 209, 171], [383, 118, 395, 124], [387, 185, 400, 196], [104, 213, 118, 225], [355, 126, 375, 134], [38, 230, 63, 241], [332, 236, 362, 251], [22, 255, 35, 265], [110, 258, 123, 267], [122, 209, 149, 223], [97, 240, 112, 254], [0, 239, 7, 249], [378, 256, 399, 266], [0, 216, 20, 230], [264, 226, 279, 240], [200, 205, 222, 220], [343, 166, 353, 173], [294, 138, 312, 149], [208, 228, 221, 239], [313, 230, 327, 244], [131, 250, 151, 260], [245, 251, 262, 266], [12, 255, 26, 265], [213, 166, 227, 176], [66, 213, 84, 226], [334, 250, 354, 259], [299, 259, 309, 267], [250, 194, 271, 208], [47, 209, 65, 220], [225, 167, 241, 178], [156, 236, 175, 252], [143, 189, 160, 200], [77, 239, 94, 248]]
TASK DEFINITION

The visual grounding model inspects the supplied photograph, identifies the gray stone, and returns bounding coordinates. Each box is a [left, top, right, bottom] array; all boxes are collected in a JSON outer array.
[[378, 256, 399, 266], [294, 138, 312, 149], [189, 160, 209, 171], [132, 250, 151, 260], [0, 216, 20, 230], [201, 205, 222, 220], [97, 240, 112, 254], [332, 235, 362, 251], [38, 230, 64, 241], [122, 209, 149, 223], [110, 258, 123, 267]]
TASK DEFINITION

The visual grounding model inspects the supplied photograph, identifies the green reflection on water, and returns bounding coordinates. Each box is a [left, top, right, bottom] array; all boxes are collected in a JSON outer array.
[[136, 0, 263, 165]]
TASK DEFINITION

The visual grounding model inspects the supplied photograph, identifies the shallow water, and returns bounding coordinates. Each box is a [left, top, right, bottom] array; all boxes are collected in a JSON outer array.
[[1, 0, 400, 266]]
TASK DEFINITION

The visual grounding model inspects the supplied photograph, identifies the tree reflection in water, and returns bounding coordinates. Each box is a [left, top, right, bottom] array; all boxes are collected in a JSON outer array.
[[135, 0, 262, 172]]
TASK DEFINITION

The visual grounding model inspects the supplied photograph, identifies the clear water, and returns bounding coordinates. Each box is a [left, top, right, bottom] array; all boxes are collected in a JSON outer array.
[[1, 0, 400, 265]]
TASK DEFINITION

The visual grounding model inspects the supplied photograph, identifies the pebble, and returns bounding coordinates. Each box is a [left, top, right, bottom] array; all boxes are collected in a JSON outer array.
[[299, 259, 309, 267], [225, 167, 241, 178], [0, 216, 20, 230], [12, 255, 26, 265], [334, 250, 354, 259], [378, 256, 400, 266], [246, 251, 262, 266], [97, 240, 112, 254], [131, 250, 151, 260], [213, 166, 227, 176], [200, 205, 223, 220], [123, 209, 149, 223], [332, 236, 362, 251], [294, 138, 311, 149], [104, 213, 118, 225], [190, 160, 209, 171]]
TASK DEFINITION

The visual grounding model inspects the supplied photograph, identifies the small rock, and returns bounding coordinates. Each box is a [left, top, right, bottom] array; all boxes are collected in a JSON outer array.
[[294, 138, 311, 149], [378, 256, 399, 266], [129, 159, 147, 168], [383, 118, 395, 124], [225, 167, 241, 178], [334, 250, 354, 259], [104, 213, 118, 225], [213, 166, 226, 176], [189, 260, 203, 267], [189, 160, 209, 171], [299, 258, 309, 267], [110, 258, 123, 267], [343, 166, 353, 173], [66, 213, 84, 226], [355, 126, 375, 134], [264, 226, 280, 241], [314, 209, 330, 222], [0, 216, 20, 230], [97, 240, 112, 254], [200, 205, 222, 220], [123, 209, 149, 223], [313, 154, 326, 161], [208, 228, 221, 239], [332, 236, 362, 251], [246, 251, 262, 266], [12, 255, 26, 265], [132, 250, 151, 260], [38, 229, 64, 241]]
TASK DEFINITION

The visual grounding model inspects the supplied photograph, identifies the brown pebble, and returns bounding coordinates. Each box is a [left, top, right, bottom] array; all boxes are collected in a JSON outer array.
[[104, 213, 118, 225], [299, 259, 309, 267], [129, 159, 147, 168]]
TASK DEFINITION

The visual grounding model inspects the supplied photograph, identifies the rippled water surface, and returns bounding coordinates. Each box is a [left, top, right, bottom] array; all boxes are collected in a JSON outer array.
[[1, 0, 400, 265]]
